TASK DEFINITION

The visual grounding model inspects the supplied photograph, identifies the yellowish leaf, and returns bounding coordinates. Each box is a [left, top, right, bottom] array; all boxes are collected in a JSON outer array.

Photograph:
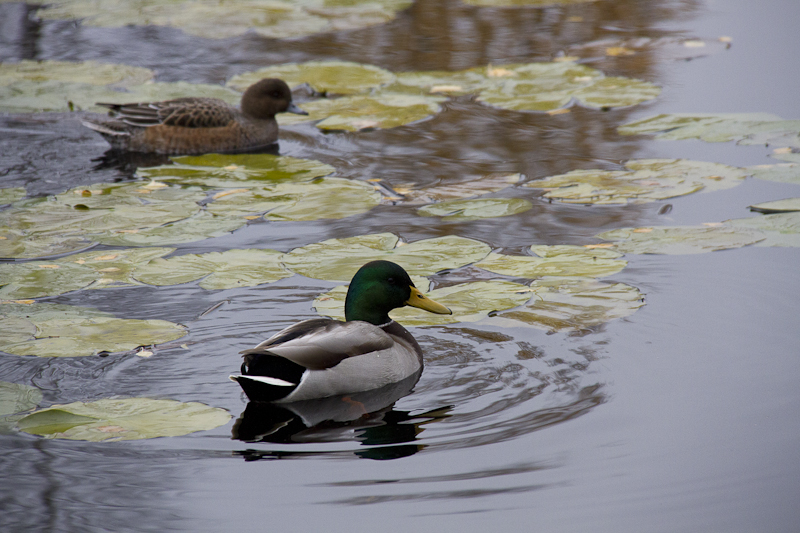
[[606, 47, 635, 57], [633, 228, 653, 233], [430, 84, 464, 93], [546, 108, 571, 116], [212, 188, 249, 200]]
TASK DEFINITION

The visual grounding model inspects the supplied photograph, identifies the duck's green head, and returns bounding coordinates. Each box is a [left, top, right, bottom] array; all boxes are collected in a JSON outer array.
[[344, 260, 451, 325]]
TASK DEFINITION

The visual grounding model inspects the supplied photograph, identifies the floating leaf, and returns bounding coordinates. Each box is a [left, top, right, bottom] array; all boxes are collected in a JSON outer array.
[[596, 225, 765, 254], [524, 159, 747, 204], [133, 249, 291, 289], [0, 60, 153, 87], [0, 187, 26, 204], [476, 245, 626, 278], [205, 178, 381, 221], [139, 153, 335, 189], [0, 247, 175, 299], [17, 398, 230, 441], [0, 303, 186, 357], [32, 0, 412, 40], [485, 277, 645, 332], [393, 69, 494, 96], [389, 174, 521, 205], [93, 211, 246, 247], [314, 280, 532, 326], [747, 163, 800, 185], [749, 198, 800, 214], [619, 113, 800, 149], [417, 198, 532, 220], [283, 233, 491, 281], [568, 37, 730, 64], [228, 61, 395, 95], [0, 382, 42, 417], [726, 212, 800, 247], [0, 228, 94, 260]]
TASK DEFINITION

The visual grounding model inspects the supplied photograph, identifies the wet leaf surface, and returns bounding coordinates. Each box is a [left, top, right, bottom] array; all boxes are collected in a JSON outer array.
[[726, 212, 800, 247], [0, 303, 187, 357], [0, 381, 42, 417], [417, 197, 532, 220], [0, 247, 175, 299], [228, 61, 396, 95], [747, 163, 800, 185], [17, 398, 230, 441], [133, 249, 291, 289], [476, 245, 627, 278], [387, 174, 521, 205], [0, 228, 94, 260], [524, 159, 747, 204], [596, 225, 765, 254], [283, 233, 491, 281], [749, 198, 800, 214]]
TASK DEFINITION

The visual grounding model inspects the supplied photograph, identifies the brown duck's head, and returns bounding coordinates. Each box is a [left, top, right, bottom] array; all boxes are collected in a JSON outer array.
[[240, 78, 308, 119]]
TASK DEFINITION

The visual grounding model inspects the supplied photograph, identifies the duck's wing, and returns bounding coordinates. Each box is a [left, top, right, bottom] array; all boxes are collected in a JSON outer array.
[[95, 98, 237, 128], [242, 319, 394, 371]]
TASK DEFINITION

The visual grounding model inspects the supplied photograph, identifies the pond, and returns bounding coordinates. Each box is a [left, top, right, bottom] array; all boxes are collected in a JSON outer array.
[[1, 0, 799, 531]]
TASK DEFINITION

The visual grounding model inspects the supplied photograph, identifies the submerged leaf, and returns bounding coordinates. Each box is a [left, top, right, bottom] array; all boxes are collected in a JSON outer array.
[[389, 174, 521, 205], [417, 198, 532, 220], [228, 61, 395, 95], [476, 245, 626, 278], [0, 382, 42, 417], [17, 398, 230, 441], [133, 249, 291, 289], [0, 228, 93, 260], [0, 303, 186, 357], [524, 159, 747, 204], [0, 188, 26, 205], [726, 212, 800, 247], [596, 225, 765, 254], [283, 233, 491, 281], [315, 280, 532, 326], [747, 163, 800, 185]]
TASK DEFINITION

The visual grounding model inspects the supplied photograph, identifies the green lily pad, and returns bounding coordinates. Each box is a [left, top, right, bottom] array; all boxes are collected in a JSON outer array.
[[524, 159, 747, 205], [475, 62, 660, 111], [17, 398, 230, 441], [0, 247, 175, 300], [747, 163, 800, 185], [0, 228, 94, 260], [485, 277, 645, 332], [619, 113, 800, 149], [0, 382, 42, 417], [0, 188, 26, 204], [596, 225, 765, 254], [205, 177, 380, 221], [726, 212, 800, 247], [284, 92, 445, 131], [476, 245, 626, 278], [93, 211, 246, 247], [392, 69, 495, 96], [0, 60, 153, 87], [0, 303, 187, 357], [133, 249, 291, 289], [417, 198, 532, 220], [138, 153, 335, 189], [387, 174, 521, 204], [749, 198, 800, 214], [315, 280, 532, 326], [228, 61, 395, 95], [283, 233, 491, 281], [33, 0, 412, 40]]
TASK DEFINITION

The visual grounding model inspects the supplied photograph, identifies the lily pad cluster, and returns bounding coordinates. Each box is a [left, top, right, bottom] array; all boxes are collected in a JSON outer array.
[[524, 159, 747, 205], [29, 0, 413, 40], [0, 302, 187, 357], [0, 60, 240, 113], [0, 153, 379, 259]]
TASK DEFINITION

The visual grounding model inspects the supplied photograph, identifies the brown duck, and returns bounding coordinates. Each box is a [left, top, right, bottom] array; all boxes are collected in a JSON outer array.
[[82, 78, 307, 155]]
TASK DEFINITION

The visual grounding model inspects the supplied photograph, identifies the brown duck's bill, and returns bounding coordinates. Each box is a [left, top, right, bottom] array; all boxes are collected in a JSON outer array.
[[405, 286, 452, 315], [286, 102, 309, 115]]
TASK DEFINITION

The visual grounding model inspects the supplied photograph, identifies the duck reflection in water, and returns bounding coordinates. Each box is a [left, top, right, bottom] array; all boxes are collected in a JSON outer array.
[[232, 372, 453, 461]]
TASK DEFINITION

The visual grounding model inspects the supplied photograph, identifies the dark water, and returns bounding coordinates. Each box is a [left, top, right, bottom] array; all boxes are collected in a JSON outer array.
[[1, 0, 799, 531]]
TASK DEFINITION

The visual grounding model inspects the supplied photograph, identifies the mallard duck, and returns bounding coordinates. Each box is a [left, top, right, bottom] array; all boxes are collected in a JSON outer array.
[[229, 260, 451, 403], [82, 78, 307, 154]]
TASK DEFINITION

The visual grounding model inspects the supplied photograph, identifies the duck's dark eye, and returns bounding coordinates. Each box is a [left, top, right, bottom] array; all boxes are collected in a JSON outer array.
[[387, 277, 396, 285], [271, 91, 283, 98]]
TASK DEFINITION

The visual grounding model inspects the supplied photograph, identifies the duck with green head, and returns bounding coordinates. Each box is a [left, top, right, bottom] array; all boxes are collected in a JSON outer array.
[[230, 260, 451, 403]]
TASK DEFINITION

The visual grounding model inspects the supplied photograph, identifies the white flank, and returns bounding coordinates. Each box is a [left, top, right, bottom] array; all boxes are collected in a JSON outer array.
[[228, 374, 294, 387]]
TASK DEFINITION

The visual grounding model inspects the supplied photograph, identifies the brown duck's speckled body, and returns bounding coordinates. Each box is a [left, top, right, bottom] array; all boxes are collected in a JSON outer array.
[[82, 78, 307, 155]]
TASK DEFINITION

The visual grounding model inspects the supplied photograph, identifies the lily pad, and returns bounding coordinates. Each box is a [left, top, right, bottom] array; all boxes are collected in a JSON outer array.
[[387, 174, 521, 204], [476, 245, 627, 278], [138, 153, 335, 189], [17, 398, 230, 441], [283, 233, 491, 281], [0, 228, 94, 260], [33, 0, 413, 40], [726, 212, 800, 248], [284, 92, 445, 131], [0, 303, 187, 357], [314, 280, 532, 326], [417, 197, 532, 220], [618, 113, 800, 149], [206, 178, 381, 221], [0, 247, 175, 300], [228, 61, 395, 95], [485, 277, 645, 332], [93, 211, 247, 247], [749, 198, 800, 214], [596, 225, 765, 254], [747, 163, 800, 185], [0, 188, 26, 205], [524, 159, 747, 205], [133, 249, 291, 290], [0, 382, 42, 417], [0, 60, 153, 87], [567, 36, 731, 64]]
